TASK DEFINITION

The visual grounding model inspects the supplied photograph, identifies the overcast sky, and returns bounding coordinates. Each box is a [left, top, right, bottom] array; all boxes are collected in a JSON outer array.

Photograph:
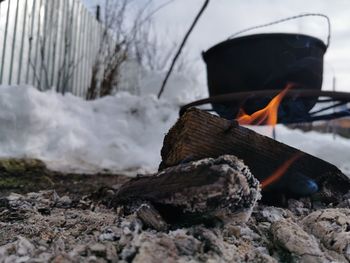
[[82, 0, 350, 93]]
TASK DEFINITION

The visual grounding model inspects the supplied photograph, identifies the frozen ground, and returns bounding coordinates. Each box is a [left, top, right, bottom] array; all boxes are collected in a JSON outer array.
[[0, 84, 349, 176]]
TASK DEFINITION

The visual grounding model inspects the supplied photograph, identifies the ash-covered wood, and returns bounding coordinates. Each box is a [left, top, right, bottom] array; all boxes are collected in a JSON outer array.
[[113, 155, 261, 225], [160, 108, 350, 204], [136, 202, 168, 231]]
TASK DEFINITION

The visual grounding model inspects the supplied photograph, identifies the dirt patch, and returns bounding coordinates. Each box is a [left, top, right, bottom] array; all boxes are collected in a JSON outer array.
[[0, 158, 129, 198]]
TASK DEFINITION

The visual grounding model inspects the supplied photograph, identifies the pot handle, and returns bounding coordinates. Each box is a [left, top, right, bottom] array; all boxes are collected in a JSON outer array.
[[228, 13, 331, 48]]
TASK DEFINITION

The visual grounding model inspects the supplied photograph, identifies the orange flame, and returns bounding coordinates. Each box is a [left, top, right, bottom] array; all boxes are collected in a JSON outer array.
[[235, 84, 299, 189], [261, 153, 302, 189], [236, 84, 293, 126]]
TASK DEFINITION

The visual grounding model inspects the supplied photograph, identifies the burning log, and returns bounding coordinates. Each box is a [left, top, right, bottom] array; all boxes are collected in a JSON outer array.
[[160, 108, 350, 204]]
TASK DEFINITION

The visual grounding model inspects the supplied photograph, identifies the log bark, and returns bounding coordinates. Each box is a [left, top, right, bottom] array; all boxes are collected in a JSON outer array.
[[159, 108, 350, 203], [113, 155, 261, 225]]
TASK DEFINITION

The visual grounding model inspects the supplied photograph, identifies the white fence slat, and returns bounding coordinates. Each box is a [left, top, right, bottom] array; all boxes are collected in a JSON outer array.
[[0, 1, 11, 84], [0, 0, 114, 98]]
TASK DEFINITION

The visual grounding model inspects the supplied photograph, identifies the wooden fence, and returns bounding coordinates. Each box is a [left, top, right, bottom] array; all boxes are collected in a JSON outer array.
[[0, 0, 103, 97]]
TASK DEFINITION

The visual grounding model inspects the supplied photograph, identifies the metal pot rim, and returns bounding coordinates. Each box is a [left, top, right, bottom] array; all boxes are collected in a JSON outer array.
[[202, 33, 327, 61]]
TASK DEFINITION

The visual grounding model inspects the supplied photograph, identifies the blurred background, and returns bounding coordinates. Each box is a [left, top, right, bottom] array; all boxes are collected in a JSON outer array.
[[83, 0, 350, 95]]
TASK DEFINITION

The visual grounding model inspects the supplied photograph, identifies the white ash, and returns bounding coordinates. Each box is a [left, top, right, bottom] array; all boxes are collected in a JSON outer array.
[[1, 187, 350, 262]]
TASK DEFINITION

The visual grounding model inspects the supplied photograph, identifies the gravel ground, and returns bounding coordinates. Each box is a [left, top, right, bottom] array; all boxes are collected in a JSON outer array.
[[1, 189, 350, 263]]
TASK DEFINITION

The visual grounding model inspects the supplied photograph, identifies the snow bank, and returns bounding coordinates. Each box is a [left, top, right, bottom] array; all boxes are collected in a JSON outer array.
[[0, 85, 178, 174]]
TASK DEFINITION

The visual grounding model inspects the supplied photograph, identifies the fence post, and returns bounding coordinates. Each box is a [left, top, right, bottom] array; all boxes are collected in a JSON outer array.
[[96, 5, 100, 22], [33, 0, 43, 89], [50, 0, 60, 88], [9, 0, 20, 84], [26, 0, 37, 84], [0, 1, 11, 83], [18, 0, 28, 84]]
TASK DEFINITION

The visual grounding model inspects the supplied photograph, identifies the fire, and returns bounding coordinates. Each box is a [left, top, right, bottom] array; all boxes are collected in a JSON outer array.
[[235, 84, 299, 189], [236, 84, 293, 126], [261, 153, 302, 189]]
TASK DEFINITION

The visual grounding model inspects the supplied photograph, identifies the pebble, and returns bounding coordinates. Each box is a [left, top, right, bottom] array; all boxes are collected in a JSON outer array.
[[89, 243, 106, 257], [16, 237, 34, 256], [57, 196, 72, 207]]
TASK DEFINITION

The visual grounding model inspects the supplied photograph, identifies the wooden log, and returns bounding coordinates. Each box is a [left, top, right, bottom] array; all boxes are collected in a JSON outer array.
[[159, 108, 350, 203], [113, 155, 261, 225]]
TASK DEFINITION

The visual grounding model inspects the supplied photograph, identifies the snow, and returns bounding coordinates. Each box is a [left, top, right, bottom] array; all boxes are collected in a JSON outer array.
[[0, 85, 178, 174], [0, 84, 349, 176]]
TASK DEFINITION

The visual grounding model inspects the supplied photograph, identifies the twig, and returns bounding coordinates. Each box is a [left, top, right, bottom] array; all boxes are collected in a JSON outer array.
[[29, 58, 42, 90], [139, 0, 175, 26], [157, 0, 210, 99]]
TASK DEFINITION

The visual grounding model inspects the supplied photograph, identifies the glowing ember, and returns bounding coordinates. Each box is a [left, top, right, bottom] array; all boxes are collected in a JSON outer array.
[[236, 84, 293, 126], [261, 153, 303, 189]]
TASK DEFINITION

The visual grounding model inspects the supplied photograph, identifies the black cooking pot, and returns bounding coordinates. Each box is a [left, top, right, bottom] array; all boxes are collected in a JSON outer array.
[[202, 33, 328, 121]]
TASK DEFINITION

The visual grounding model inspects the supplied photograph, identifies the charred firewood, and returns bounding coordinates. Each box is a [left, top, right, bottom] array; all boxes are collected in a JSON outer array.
[[136, 202, 168, 231], [159, 108, 350, 205], [112, 155, 261, 227]]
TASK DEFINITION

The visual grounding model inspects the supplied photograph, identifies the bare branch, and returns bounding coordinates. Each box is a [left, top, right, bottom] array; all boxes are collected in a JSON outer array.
[[158, 0, 210, 98]]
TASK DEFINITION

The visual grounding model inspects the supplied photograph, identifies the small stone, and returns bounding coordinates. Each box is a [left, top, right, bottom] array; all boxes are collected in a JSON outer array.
[[0, 243, 16, 258], [7, 193, 24, 202], [136, 203, 167, 231], [260, 207, 287, 223], [53, 238, 65, 253], [86, 255, 101, 263], [2, 254, 17, 263], [16, 256, 31, 263], [105, 243, 118, 262], [71, 245, 87, 257], [173, 233, 201, 256], [122, 226, 132, 236], [106, 190, 115, 196], [37, 252, 54, 262], [52, 254, 72, 263], [40, 190, 60, 203], [38, 245, 47, 252], [0, 197, 9, 209], [223, 224, 242, 239], [16, 236, 35, 256], [57, 196, 72, 207], [112, 184, 122, 191], [89, 243, 106, 257], [37, 207, 51, 215], [121, 246, 137, 262], [99, 227, 121, 242], [287, 199, 311, 216], [271, 219, 327, 262], [302, 208, 350, 261]]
